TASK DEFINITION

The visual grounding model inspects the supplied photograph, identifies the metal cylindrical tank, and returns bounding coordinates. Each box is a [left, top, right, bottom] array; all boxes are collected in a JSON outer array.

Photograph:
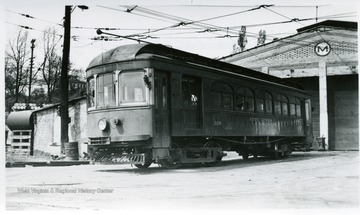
[[64, 142, 79, 161], [6, 111, 34, 131]]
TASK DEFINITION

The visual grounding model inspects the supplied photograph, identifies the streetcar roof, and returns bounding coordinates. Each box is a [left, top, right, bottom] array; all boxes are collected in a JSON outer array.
[[87, 43, 303, 90]]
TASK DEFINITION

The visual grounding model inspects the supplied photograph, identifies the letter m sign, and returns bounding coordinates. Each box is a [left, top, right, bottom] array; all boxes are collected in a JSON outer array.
[[315, 42, 331, 56]]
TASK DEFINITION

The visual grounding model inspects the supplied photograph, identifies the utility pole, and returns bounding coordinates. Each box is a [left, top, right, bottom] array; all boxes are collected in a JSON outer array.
[[60, 5, 71, 153], [27, 39, 36, 108]]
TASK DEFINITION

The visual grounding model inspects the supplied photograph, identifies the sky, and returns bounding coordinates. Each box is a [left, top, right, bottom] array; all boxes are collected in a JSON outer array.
[[2, 0, 359, 70]]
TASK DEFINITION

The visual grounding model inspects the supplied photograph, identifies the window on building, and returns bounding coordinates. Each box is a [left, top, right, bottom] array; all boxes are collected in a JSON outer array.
[[97, 73, 116, 108], [211, 81, 233, 110], [235, 86, 254, 112]]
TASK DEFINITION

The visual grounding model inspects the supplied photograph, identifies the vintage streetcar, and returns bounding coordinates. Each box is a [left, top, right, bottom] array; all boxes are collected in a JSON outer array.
[[86, 43, 312, 168]]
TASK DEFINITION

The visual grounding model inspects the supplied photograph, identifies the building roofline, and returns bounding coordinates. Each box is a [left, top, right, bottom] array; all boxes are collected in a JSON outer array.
[[297, 20, 357, 32], [220, 20, 357, 61], [32, 96, 87, 113]]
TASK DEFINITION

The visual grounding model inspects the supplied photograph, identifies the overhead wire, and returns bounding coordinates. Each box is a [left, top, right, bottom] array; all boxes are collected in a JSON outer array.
[[117, 5, 315, 48], [172, 4, 275, 25], [7, 5, 356, 67], [178, 5, 329, 8], [137, 4, 290, 75], [97, 5, 177, 25], [259, 7, 351, 68], [5, 21, 63, 38], [67, 5, 335, 54], [121, 5, 239, 35], [73, 5, 355, 47], [5, 9, 63, 27]]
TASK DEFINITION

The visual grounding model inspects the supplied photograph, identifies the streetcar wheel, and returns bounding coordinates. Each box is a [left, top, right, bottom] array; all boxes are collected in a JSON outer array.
[[271, 152, 281, 159], [242, 153, 249, 160], [159, 159, 180, 169], [134, 161, 152, 169], [204, 141, 223, 166]]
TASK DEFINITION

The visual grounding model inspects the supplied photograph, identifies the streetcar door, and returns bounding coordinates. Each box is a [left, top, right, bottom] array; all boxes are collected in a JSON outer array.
[[181, 76, 202, 129], [153, 71, 171, 149]]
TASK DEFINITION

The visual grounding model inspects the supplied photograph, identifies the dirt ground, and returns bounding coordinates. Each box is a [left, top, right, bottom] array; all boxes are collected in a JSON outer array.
[[5, 151, 359, 212]]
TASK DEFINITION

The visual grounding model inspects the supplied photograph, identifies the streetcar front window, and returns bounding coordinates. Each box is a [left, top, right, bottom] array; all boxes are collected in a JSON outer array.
[[87, 77, 95, 109], [97, 73, 116, 108], [119, 71, 147, 106]]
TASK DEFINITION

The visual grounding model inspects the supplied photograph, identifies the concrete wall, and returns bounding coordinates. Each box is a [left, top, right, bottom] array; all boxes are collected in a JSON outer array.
[[33, 98, 88, 157]]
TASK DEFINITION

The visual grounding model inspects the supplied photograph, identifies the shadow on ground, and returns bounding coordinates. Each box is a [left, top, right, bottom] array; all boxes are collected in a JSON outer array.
[[96, 151, 349, 175]]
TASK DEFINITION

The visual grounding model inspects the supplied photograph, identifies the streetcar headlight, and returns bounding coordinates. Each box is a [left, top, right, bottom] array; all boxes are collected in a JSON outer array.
[[98, 118, 108, 131]]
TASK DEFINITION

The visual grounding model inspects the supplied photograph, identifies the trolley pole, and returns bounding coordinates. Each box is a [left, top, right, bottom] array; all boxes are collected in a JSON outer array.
[[27, 39, 36, 107], [60, 5, 71, 153]]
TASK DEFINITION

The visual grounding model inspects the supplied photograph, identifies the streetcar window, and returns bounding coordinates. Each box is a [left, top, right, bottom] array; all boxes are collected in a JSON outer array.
[[211, 82, 233, 110], [182, 76, 201, 128], [97, 73, 116, 108], [162, 77, 167, 109], [154, 76, 167, 109], [212, 92, 221, 109], [119, 71, 147, 106], [182, 77, 200, 107], [274, 100, 281, 115], [265, 92, 273, 114], [281, 95, 289, 116], [154, 77, 159, 109], [289, 97, 301, 117], [256, 99, 264, 113], [256, 90, 265, 113], [257, 91, 273, 114], [235, 86, 254, 112], [87, 77, 95, 109], [296, 99, 301, 117], [305, 101, 310, 122], [274, 94, 288, 116], [289, 97, 296, 116]]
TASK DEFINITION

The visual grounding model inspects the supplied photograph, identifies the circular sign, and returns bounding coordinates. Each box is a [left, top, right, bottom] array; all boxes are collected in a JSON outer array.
[[314, 42, 331, 56]]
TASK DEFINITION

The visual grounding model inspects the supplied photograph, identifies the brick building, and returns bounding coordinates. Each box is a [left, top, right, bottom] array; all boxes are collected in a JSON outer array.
[[221, 20, 358, 150]]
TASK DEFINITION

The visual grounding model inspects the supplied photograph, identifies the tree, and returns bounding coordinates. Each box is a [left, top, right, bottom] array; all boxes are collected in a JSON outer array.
[[31, 88, 47, 107], [257, 30, 266, 46], [40, 28, 62, 103], [69, 65, 85, 81], [231, 44, 241, 54], [5, 56, 26, 111], [5, 28, 31, 104], [238, 26, 247, 52]]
